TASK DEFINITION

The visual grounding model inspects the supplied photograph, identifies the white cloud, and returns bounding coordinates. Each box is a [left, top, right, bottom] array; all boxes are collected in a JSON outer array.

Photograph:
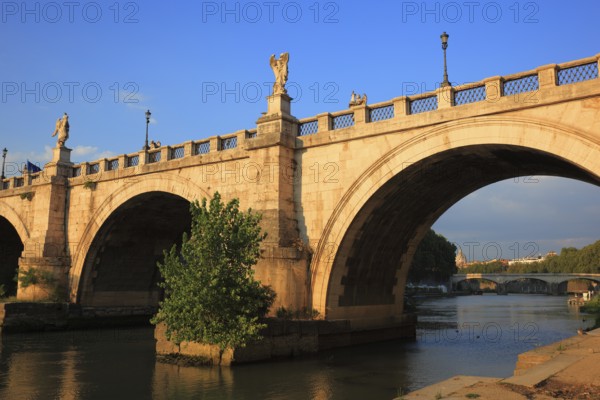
[[72, 145, 98, 157]]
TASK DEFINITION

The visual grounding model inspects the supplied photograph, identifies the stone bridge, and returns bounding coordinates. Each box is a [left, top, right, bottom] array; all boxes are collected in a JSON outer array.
[[2, 54, 600, 330], [451, 273, 600, 294]]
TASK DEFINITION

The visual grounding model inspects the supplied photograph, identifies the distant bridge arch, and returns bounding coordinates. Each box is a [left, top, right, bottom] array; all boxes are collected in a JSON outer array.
[[452, 273, 600, 295]]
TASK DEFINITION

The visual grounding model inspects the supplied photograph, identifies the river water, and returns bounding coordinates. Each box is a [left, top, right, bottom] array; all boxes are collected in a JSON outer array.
[[0, 294, 595, 399]]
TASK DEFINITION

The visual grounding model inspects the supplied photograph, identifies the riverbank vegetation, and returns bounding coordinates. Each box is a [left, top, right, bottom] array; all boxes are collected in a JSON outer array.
[[460, 240, 600, 274], [408, 230, 457, 284], [581, 296, 600, 313]]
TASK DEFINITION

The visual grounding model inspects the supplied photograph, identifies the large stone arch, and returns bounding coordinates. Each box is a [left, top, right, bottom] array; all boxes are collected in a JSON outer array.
[[311, 116, 600, 323], [69, 173, 210, 303]]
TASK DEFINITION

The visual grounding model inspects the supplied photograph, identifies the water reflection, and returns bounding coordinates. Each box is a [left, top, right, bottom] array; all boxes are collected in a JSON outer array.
[[0, 295, 595, 399]]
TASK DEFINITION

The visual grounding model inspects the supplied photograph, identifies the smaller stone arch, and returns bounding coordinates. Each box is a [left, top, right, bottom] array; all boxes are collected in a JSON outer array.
[[558, 277, 600, 295], [504, 277, 551, 294], [0, 202, 30, 297], [69, 173, 209, 303], [0, 201, 30, 244], [453, 278, 499, 293]]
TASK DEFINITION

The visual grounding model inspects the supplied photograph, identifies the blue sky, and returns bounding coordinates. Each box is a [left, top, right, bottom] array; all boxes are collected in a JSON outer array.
[[1, 0, 599, 258]]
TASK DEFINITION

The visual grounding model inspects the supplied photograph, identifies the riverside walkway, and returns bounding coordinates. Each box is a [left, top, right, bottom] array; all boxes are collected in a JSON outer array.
[[400, 328, 600, 399]]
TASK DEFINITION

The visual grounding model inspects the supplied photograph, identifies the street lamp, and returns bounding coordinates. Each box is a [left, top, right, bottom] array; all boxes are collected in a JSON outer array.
[[1, 148, 7, 180], [440, 31, 450, 87], [144, 110, 151, 150]]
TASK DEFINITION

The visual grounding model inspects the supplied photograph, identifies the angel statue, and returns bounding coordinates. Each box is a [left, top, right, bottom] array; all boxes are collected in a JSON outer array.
[[269, 52, 289, 95], [51, 113, 70, 147]]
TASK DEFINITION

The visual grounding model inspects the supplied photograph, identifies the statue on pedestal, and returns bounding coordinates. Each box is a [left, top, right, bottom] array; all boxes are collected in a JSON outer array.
[[269, 52, 289, 95], [51, 113, 70, 148], [349, 91, 367, 107]]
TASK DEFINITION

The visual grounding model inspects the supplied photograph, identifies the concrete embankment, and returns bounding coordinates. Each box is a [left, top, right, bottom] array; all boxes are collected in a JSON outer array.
[[0, 302, 156, 332], [399, 328, 600, 399]]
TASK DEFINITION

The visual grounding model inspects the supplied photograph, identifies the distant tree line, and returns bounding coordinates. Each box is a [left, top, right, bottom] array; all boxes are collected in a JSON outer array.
[[459, 240, 600, 274], [408, 229, 457, 283]]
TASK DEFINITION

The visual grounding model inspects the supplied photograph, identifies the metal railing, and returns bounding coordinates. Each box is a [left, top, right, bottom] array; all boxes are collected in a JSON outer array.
[[148, 151, 161, 163], [126, 154, 139, 168], [557, 62, 599, 86], [88, 163, 100, 175], [221, 136, 237, 150], [503, 74, 539, 96], [369, 104, 394, 122], [194, 141, 210, 155], [332, 113, 354, 130], [454, 85, 486, 106], [170, 146, 184, 159], [298, 120, 318, 136], [107, 159, 119, 171], [410, 96, 438, 114]]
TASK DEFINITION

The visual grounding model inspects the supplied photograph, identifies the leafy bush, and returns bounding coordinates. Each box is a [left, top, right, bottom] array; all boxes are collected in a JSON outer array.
[[151, 192, 275, 361]]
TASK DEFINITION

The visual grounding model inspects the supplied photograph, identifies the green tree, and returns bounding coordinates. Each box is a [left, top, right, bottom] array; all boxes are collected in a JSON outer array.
[[461, 261, 506, 274], [505, 241, 600, 274], [151, 192, 275, 361], [409, 229, 457, 283]]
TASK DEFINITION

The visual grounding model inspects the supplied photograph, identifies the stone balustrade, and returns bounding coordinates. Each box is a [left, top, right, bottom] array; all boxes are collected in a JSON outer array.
[[1, 54, 599, 192]]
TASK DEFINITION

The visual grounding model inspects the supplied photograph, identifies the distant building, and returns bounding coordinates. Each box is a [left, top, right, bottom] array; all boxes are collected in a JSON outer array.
[[455, 248, 467, 268], [507, 251, 556, 266]]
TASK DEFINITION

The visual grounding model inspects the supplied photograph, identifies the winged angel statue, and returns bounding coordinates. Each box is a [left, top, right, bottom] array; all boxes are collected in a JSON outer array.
[[269, 52, 289, 95], [51, 113, 70, 147]]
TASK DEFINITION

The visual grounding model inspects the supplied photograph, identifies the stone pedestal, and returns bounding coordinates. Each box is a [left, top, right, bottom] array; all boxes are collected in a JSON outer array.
[[44, 146, 73, 178], [265, 93, 292, 117], [52, 146, 72, 163], [256, 93, 298, 143]]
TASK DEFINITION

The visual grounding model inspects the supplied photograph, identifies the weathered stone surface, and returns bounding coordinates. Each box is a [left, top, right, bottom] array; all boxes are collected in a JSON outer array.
[[154, 317, 415, 365]]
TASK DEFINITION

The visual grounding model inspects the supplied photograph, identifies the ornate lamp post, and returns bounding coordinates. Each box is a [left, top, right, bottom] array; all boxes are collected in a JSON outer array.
[[144, 110, 151, 150], [1, 148, 7, 180], [440, 31, 450, 87]]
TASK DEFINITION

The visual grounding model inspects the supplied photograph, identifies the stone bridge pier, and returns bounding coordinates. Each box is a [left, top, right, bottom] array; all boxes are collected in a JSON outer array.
[[548, 282, 561, 296], [496, 283, 508, 295]]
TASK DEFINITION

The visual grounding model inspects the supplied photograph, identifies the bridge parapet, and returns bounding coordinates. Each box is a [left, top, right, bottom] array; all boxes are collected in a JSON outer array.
[[295, 54, 600, 144], [0, 127, 264, 194], [67, 129, 259, 183], [0, 54, 598, 190]]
